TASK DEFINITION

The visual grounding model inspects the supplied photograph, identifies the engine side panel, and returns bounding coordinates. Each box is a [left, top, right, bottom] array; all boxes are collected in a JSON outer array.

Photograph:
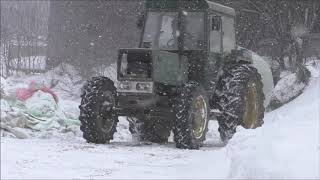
[[152, 50, 188, 86]]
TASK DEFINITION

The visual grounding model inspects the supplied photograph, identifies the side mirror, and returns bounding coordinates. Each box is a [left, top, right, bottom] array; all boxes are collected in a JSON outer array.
[[137, 14, 145, 29]]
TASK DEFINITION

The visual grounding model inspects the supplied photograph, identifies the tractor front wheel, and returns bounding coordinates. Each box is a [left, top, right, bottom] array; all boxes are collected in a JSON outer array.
[[79, 77, 118, 144], [172, 83, 209, 149]]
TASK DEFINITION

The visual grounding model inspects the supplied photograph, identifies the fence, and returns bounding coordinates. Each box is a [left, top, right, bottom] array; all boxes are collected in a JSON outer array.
[[1, 39, 47, 77], [1, 0, 49, 77]]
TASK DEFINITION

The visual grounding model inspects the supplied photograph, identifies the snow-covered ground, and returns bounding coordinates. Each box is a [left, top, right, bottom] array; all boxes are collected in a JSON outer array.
[[1, 61, 319, 179]]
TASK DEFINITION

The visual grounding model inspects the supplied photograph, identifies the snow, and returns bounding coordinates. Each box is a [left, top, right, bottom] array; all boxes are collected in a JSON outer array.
[[0, 64, 83, 137], [228, 78, 320, 178], [273, 73, 306, 103], [1, 61, 319, 179], [25, 91, 58, 118]]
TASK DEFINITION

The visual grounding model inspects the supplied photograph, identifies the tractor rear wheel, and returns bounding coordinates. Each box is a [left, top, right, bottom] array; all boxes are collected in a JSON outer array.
[[216, 64, 265, 142]]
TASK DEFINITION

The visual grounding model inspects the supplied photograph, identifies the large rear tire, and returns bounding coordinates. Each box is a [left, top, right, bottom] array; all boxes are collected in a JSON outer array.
[[216, 64, 265, 142], [79, 77, 118, 144], [172, 83, 209, 149]]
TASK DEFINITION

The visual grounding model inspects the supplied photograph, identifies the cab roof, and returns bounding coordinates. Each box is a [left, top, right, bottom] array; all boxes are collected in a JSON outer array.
[[206, 1, 236, 16], [146, 0, 235, 17]]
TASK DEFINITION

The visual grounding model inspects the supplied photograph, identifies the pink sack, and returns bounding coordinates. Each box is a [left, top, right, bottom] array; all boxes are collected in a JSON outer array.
[[16, 81, 59, 103]]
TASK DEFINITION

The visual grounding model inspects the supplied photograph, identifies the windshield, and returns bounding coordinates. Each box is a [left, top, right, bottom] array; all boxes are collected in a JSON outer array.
[[183, 12, 205, 50], [142, 12, 179, 50]]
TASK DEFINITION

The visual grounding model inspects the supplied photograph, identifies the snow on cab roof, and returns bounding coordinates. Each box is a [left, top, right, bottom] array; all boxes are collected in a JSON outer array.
[[206, 0, 236, 16]]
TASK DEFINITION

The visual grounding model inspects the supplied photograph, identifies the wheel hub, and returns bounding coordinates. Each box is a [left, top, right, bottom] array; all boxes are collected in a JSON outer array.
[[98, 91, 116, 133], [243, 82, 259, 129], [192, 95, 208, 139]]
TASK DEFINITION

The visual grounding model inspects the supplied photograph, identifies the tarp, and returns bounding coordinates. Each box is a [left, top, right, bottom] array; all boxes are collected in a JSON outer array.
[[1, 81, 80, 138]]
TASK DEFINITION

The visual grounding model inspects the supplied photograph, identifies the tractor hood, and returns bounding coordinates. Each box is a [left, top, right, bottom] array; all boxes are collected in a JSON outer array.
[[118, 48, 188, 85]]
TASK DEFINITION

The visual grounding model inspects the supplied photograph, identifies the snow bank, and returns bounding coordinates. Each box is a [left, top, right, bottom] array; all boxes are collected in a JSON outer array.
[[0, 99, 11, 119], [0, 90, 81, 138], [0, 64, 84, 138], [227, 75, 320, 179], [1, 76, 6, 89], [307, 58, 320, 78], [272, 73, 306, 103], [226, 60, 320, 179], [0, 62, 124, 139], [269, 58, 317, 109]]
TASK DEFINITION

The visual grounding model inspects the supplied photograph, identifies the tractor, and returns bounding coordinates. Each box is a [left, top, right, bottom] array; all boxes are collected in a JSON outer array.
[[79, 0, 274, 149]]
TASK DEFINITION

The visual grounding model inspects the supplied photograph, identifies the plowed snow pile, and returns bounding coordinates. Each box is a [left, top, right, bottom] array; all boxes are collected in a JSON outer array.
[[1, 64, 83, 139], [1, 61, 319, 179]]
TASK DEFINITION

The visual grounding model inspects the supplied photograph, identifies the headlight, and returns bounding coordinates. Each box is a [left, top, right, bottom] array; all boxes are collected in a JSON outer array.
[[118, 81, 131, 90], [117, 81, 153, 93], [136, 83, 151, 91]]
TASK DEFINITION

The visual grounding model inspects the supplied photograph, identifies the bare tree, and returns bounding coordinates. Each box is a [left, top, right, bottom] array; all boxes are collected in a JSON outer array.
[[1, 0, 49, 76]]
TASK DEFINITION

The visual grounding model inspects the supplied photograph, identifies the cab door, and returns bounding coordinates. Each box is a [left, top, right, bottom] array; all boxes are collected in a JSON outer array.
[[209, 15, 223, 53], [204, 14, 223, 92]]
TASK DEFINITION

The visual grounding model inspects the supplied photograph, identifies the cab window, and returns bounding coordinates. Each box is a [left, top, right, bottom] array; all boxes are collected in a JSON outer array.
[[222, 16, 236, 53], [183, 12, 205, 50]]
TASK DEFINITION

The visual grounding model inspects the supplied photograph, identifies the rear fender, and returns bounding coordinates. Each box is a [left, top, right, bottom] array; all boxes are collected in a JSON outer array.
[[236, 48, 274, 108], [251, 53, 274, 108]]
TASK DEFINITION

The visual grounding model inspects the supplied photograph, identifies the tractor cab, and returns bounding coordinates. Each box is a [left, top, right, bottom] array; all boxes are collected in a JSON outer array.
[[141, 10, 205, 51], [117, 0, 237, 90], [140, 0, 236, 53]]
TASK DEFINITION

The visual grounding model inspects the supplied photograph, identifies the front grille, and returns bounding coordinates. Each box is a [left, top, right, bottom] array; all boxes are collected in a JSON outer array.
[[119, 50, 152, 79]]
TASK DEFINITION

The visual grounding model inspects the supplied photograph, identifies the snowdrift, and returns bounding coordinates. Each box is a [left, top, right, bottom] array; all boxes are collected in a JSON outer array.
[[0, 64, 83, 138]]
